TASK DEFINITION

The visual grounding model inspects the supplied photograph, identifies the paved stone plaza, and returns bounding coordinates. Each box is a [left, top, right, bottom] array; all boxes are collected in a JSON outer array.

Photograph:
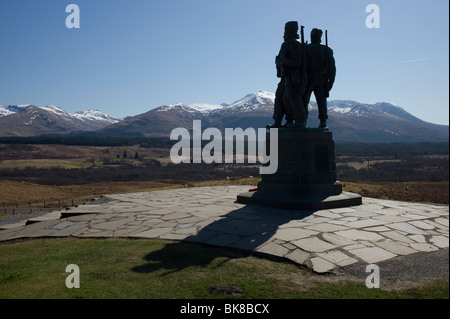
[[0, 186, 448, 273]]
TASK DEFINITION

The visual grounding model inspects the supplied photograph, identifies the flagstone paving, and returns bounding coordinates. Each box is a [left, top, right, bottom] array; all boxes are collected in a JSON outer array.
[[0, 186, 448, 273]]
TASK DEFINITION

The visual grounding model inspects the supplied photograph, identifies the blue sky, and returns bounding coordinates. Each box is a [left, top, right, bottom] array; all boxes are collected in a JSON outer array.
[[0, 0, 448, 125]]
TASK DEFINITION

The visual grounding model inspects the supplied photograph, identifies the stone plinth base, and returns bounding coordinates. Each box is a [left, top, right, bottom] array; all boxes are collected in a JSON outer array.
[[236, 190, 362, 211], [236, 128, 362, 210]]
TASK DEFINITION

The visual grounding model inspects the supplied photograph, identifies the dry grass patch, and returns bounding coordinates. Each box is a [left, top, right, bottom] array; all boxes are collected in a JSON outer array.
[[1, 178, 448, 209], [342, 181, 449, 204], [0, 179, 182, 208]]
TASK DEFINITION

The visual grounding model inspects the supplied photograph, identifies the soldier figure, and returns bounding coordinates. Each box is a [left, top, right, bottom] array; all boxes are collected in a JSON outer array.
[[269, 21, 308, 129], [303, 28, 336, 128]]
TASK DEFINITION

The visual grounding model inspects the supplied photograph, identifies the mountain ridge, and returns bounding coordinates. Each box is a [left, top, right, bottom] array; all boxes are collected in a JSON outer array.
[[1, 92, 448, 142], [0, 104, 120, 136], [94, 91, 448, 142]]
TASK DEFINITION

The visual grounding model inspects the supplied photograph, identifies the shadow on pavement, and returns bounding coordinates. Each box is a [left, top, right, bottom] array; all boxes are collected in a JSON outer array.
[[131, 204, 315, 276]]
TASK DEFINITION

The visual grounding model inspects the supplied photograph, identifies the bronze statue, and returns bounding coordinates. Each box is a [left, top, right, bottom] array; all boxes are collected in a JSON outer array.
[[302, 28, 336, 128], [269, 21, 308, 129]]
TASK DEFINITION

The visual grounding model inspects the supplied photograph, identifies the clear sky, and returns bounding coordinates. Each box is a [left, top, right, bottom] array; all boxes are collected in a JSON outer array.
[[0, 0, 448, 125]]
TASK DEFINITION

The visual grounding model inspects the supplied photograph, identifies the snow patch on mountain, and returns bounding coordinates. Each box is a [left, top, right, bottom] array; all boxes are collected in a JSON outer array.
[[0, 103, 120, 134], [24, 113, 50, 126], [0, 105, 14, 117], [330, 106, 352, 114], [224, 91, 275, 111], [154, 91, 275, 115], [41, 105, 66, 115], [188, 103, 223, 113], [0, 104, 31, 117], [328, 100, 365, 114], [73, 110, 120, 124], [156, 103, 199, 113]]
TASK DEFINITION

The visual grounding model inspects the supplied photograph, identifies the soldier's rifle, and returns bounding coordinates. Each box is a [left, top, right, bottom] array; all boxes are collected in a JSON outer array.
[[300, 25, 305, 44], [325, 29, 330, 96]]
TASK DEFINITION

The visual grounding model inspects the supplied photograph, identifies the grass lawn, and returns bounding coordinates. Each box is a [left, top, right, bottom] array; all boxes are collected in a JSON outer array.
[[0, 238, 448, 299], [0, 176, 448, 300]]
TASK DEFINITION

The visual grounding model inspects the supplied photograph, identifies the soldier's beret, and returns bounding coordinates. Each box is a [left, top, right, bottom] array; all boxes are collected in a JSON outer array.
[[311, 28, 323, 37], [285, 21, 299, 30]]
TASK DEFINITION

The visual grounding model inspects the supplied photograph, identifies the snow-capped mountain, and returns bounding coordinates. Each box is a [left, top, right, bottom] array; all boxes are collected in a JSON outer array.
[[328, 100, 367, 114], [153, 91, 275, 114], [0, 104, 120, 137], [94, 92, 448, 142], [188, 103, 224, 113], [0, 104, 30, 117], [1, 93, 447, 142], [73, 110, 121, 125], [222, 91, 275, 112]]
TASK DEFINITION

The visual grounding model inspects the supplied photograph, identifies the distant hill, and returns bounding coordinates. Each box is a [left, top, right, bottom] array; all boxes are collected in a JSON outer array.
[[0, 104, 120, 137], [2, 92, 448, 142], [94, 91, 449, 143]]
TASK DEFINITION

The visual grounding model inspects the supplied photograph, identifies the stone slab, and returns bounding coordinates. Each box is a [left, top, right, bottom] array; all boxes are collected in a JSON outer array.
[[430, 235, 449, 248], [257, 242, 289, 257], [304, 223, 349, 233], [409, 243, 439, 252], [131, 227, 173, 239], [285, 249, 310, 265], [387, 222, 429, 235], [293, 237, 337, 253], [309, 257, 336, 273], [322, 232, 357, 247], [271, 228, 318, 241], [374, 239, 418, 255], [316, 250, 359, 267], [334, 229, 384, 241], [348, 247, 397, 264], [236, 191, 362, 210]]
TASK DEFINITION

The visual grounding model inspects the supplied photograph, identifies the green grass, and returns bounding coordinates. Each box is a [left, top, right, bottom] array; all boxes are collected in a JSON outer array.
[[0, 238, 448, 299]]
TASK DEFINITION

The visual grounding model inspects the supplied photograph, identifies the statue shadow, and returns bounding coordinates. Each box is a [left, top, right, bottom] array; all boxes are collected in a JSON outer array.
[[131, 204, 315, 276]]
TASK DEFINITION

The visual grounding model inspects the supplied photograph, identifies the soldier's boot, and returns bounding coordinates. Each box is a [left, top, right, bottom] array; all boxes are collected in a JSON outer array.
[[319, 120, 327, 128], [285, 120, 294, 128], [266, 121, 282, 129], [293, 119, 306, 129]]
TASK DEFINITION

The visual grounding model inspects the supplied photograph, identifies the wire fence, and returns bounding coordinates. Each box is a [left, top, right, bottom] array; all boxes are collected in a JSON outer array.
[[1, 198, 94, 216]]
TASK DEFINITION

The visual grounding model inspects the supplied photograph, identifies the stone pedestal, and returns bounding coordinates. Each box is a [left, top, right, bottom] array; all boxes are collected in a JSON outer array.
[[237, 128, 362, 210]]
